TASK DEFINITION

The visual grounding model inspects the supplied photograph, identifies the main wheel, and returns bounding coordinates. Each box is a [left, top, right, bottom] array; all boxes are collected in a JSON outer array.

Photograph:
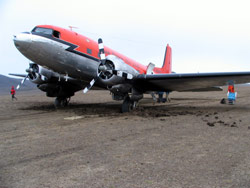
[[121, 96, 137, 113], [54, 97, 62, 108], [61, 98, 70, 107], [54, 97, 70, 108]]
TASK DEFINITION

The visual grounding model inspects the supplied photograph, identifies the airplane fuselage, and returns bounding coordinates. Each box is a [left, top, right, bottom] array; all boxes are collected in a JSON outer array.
[[13, 25, 175, 111], [14, 25, 150, 85]]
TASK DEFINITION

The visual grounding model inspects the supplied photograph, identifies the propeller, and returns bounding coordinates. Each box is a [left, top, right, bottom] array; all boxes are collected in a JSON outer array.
[[83, 72, 101, 93], [16, 63, 39, 90], [83, 38, 133, 93], [16, 75, 28, 90]]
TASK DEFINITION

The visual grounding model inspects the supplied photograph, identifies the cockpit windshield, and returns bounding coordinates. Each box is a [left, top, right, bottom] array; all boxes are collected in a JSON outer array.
[[32, 27, 60, 38], [32, 27, 53, 35]]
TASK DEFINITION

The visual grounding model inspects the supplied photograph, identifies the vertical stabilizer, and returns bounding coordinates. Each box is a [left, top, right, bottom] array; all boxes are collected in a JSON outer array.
[[161, 44, 172, 73]]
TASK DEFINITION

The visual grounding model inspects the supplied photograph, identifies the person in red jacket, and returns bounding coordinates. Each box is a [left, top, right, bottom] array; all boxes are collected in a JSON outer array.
[[10, 86, 17, 101], [227, 84, 237, 104]]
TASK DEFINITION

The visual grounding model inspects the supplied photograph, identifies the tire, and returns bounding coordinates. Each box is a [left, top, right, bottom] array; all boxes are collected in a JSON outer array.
[[61, 98, 68, 107], [121, 97, 134, 113], [55, 97, 70, 108], [54, 97, 61, 108]]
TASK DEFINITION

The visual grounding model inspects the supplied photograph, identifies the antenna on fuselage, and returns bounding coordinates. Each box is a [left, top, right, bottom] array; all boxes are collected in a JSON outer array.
[[68, 26, 78, 31]]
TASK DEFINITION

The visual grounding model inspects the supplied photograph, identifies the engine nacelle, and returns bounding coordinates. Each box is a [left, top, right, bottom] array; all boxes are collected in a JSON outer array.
[[28, 64, 61, 84], [98, 55, 139, 86], [29, 72, 46, 84], [26, 64, 46, 84]]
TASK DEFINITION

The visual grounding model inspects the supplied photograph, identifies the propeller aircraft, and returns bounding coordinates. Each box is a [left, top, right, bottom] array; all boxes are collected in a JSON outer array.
[[11, 25, 250, 112]]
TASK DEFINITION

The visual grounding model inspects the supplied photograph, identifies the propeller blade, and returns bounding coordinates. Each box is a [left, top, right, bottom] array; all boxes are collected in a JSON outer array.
[[98, 38, 106, 64], [83, 38, 106, 94], [83, 73, 101, 94], [16, 75, 28, 90], [98, 38, 133, 80]]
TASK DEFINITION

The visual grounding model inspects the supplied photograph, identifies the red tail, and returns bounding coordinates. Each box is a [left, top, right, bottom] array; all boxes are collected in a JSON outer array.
[[161, 44, 172, 73], [153, 44, 172, 74]]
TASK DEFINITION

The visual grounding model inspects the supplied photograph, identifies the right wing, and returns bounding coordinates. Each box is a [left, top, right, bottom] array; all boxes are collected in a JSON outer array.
[[134, 72, 250, 92]]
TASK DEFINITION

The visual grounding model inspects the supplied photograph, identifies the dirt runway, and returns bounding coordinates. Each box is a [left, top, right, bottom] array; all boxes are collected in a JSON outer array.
[[1, 87, 250, 188]]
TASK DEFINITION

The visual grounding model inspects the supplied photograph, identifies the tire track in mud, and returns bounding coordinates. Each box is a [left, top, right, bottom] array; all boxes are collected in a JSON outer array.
[[0, 120, 162, 169], [0, 111, 55, 121], [0, 145, 84, 169]]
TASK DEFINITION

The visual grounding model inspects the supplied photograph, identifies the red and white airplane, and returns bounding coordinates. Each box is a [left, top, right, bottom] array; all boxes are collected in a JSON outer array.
[[11, 25, 250, 112]]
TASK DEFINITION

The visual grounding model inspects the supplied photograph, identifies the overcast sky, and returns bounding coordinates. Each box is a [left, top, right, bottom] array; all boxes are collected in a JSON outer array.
[[0, 0, 250, 76]]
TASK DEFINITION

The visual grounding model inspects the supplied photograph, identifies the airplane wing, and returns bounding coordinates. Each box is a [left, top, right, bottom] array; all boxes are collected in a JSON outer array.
[[9, 73, 27, 78], [134, 72, 250, 92]]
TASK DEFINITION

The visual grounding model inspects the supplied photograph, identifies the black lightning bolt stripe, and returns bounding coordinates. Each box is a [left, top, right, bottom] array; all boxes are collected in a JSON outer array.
[[122, 72, 128, 78], [32, 32, 100, 62]]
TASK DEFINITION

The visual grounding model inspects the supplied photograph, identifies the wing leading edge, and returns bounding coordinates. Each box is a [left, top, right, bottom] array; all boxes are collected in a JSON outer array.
[[134, 72, 250, 92], [9, 73, 27, 78]]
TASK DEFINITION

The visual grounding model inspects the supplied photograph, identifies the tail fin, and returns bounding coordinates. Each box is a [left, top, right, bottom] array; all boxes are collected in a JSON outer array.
[[161, 44, 172, 73]]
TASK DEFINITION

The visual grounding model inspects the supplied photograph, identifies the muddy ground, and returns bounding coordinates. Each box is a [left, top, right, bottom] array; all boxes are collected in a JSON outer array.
[[1, 86, 250, 188]]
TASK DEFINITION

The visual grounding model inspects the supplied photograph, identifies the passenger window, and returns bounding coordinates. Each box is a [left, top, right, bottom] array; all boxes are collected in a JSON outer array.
[[87, 48, 92, 55]]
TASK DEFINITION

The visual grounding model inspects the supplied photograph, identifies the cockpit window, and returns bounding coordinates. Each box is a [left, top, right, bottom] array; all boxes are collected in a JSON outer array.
[[32, 27, 53, 35], [32, 27, 60, 38], [53, 30, 60, 38]]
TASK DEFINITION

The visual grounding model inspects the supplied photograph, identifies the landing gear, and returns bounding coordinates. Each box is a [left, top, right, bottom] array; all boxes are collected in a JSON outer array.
[[54, 97, 70, 108], [121, 96, 137, 113]]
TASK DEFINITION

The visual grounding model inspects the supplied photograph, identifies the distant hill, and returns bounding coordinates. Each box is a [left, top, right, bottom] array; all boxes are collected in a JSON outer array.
[[0, 74, 37, 95]]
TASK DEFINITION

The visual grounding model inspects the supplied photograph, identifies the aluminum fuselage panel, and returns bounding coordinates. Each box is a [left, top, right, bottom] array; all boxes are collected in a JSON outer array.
[[15, 33, 99, 82]]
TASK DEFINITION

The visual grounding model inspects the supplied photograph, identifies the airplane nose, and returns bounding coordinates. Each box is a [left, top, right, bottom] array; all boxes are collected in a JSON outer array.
[[13, 32, 32, 51]]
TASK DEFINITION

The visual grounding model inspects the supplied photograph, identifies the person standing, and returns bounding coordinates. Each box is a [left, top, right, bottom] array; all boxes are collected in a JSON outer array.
[[227, 84, 236, 104], [10, 86, 17, 101], [157, 91, 166, 103]]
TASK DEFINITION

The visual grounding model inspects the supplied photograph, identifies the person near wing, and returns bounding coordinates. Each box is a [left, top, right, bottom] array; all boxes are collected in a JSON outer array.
[[10, 86, 17, 101]]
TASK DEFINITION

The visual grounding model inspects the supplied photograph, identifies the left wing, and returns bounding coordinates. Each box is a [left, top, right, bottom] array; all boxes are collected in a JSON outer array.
[[9, 73, 27, 78], [134, 72, 250, 92]]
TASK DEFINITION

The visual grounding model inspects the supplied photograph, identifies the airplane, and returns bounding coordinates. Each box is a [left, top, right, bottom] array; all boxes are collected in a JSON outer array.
[[11, 25, 250, 112]]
